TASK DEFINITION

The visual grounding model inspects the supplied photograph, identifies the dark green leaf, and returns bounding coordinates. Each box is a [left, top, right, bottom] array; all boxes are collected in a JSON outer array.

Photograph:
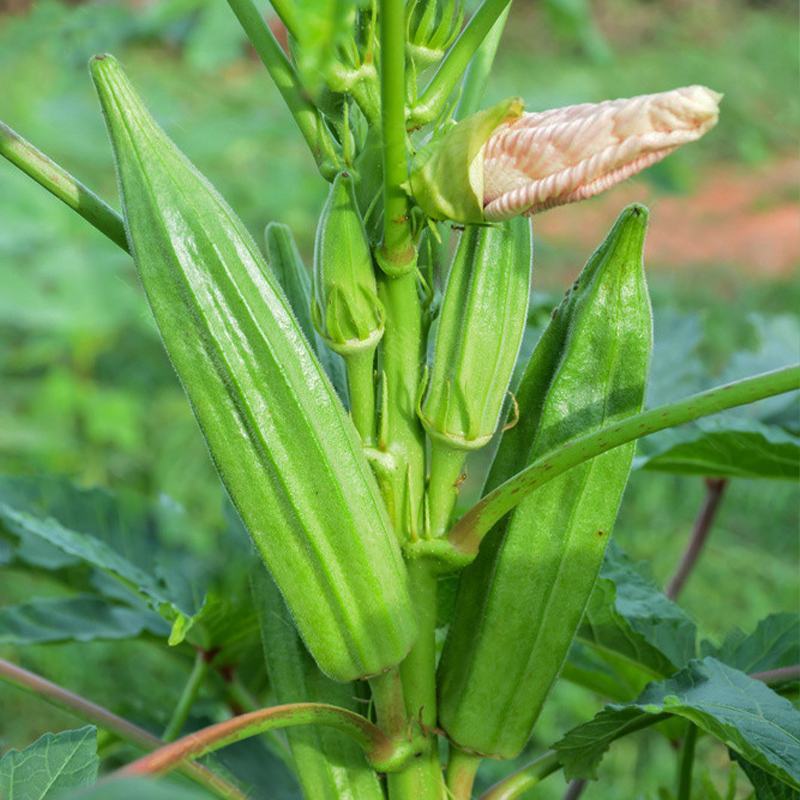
[[554, 657, 800, 787], [0, 595, 167, 644], [0, 726, 98, 799], [579, 543, 697, 678], [635, 418, 800, 479], [733, 751, 800, 800], [711, 613, 800, 675]]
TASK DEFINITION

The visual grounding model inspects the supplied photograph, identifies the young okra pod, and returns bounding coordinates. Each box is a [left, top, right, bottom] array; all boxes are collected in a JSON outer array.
[[438, 205, 653, 758], [313, 171, 384, 442], [90, 55, 416, 682], [420, 217, 532, 537]]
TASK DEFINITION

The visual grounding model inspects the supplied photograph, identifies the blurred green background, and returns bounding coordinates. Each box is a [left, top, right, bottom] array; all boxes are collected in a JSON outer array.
[[0, 1, 797, 798]]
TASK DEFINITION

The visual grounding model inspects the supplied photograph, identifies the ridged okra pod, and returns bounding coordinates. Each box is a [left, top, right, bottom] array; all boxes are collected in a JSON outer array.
[[438, 205, 653, 757], [252, 570, 384, 800], [90, 55, 416, 682], [420, 218, 532, 537], [313, 171, 384, 442]]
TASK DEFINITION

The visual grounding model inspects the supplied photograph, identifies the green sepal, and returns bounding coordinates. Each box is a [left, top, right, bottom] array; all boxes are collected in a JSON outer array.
[[313, 171, 385, 354], [90, 54, 416, 682], [406, 97, 523, 224], [438, 205, 653, 758], [419, 217, 532, 450]]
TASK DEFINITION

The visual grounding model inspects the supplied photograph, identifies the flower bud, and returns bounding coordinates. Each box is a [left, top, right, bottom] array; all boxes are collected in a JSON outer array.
[[419, 216, 532, 450], [312, 171, 384, 355], [483, 85, 721, 219]]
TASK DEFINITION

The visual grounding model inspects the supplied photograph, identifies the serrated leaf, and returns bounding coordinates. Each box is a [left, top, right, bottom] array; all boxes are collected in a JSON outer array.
[[579, 544, 697, 678], [0, 594, 168, 644], [0, 475, 205, 642], [0, 726, 98, 799], [635, 417, 800, 479], [554, 657, 800, 787], [711, 613, 800, 675]]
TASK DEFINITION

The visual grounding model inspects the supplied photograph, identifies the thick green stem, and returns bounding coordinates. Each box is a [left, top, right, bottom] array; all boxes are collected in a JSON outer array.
[[428, 441, 467, 538], [677, 724, 698, 800], [450, 365, 800, 556], [446, 748, 482, 799], [479, 751, 561, 800], [411, 0, 513, 125], [455, 5, 511, 120], [369, 666, 407, 739], [346, 348, 377, 443], [118, 702, 406, 777], [378, 272, 426, 539], [162, 650, 209, 742], [0, 121, 128, 251], [377, 0, 416, 274], [226, 0, 342, 179], [0, 657, 245, 800]]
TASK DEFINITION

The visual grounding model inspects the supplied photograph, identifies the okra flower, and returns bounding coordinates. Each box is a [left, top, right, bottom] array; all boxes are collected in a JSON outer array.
[[482, 85, 721, 219], [409, 86, 721, 224]]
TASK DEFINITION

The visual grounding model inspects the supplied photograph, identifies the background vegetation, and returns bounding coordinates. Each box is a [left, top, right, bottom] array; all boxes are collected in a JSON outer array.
[[0, 1, 797, 797]]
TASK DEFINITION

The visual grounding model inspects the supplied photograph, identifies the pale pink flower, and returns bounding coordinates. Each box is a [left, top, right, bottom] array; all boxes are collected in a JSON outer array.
[[481, 85, 722, 220]]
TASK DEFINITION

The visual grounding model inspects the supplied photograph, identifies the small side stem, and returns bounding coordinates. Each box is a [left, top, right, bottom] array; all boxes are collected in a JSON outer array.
[[411, 0, 513, 125], [665, 478, 728, 600], [446, 748, 482, 800], [346, 348, 377, 443], [369, 666, 407, 739], [479, 750, 561, 800], [226, 0, 342, 178], [0, 121, 128, 251], [0, 657, 245, 800], [564, 779, 587, 800], [162, 650, 209, 742], [677, 724, 698, 800], [455, 4, 511, 120], [428, 441, 467, 538]]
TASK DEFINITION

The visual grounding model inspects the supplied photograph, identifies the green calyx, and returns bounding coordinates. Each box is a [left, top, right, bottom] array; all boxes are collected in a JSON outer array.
[[313, 171, 385, 354], [419, 217, 532, 450], [407, 96, 524, 224]]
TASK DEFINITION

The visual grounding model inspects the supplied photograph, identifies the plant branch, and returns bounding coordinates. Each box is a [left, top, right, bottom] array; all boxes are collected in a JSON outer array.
[[265, 0, 300, 41], [449, 365, 800, 557], [117, 702, 410, 777], [446, 747, 482, 800], [564, 779, 587, 800], [665, 478, 728, 600], [226, 0, 342, 179], [410, 0, 513, 126], [0, 121, 128, 251], [677, 724, 698, 800], [0, 657, 244, 800], [377, 0, 415, 274], [479, 750, 561, 800], [455, 4, 511, 120], [752, 664, 800, 685], [162, 649, 209, 742]]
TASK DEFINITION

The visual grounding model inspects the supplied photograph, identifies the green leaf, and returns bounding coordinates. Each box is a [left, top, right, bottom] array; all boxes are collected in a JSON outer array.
[[579, 544, 697, 678], [732, 751, 800, 800], [0, 726, 98, 799], [0, 595, 167, 644], [711, 613, 800, 675], [554, 657, 800, 787], [0, 475, 205, 643], [635, 418, 800, 479]]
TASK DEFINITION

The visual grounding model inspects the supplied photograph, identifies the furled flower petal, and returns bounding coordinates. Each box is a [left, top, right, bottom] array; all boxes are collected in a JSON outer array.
[[482, 85, 722, 220]]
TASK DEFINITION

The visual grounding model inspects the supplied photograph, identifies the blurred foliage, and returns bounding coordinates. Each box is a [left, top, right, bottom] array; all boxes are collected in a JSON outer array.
[[0, 2, 797, 798]]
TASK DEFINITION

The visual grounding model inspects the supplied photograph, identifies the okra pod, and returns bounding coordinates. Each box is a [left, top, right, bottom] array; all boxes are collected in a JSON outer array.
[[438, 205, 653, 757], [91, 55, 416, 682]]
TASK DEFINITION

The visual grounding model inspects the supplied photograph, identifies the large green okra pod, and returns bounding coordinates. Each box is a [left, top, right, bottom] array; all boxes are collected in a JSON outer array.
[[90, 55, 416, 682], [252, 571, 384, 800], [438, 205, 652, 757], [420, 218, 531, 536]]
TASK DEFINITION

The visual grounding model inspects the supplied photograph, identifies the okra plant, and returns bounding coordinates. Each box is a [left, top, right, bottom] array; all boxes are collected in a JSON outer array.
[[1, 2, 798, 800]]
